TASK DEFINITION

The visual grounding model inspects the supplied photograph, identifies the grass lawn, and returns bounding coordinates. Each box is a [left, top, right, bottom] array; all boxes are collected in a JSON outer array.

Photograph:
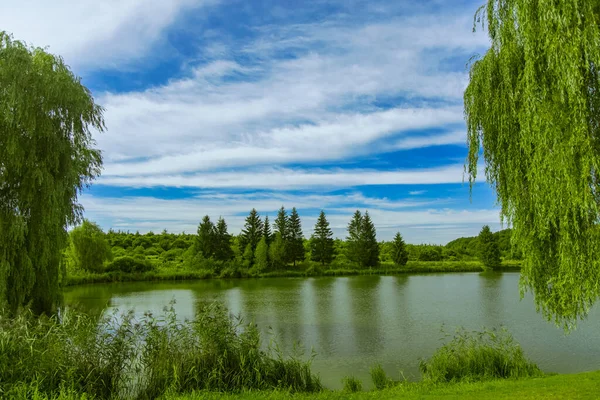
[[167, 371, 600, 400]]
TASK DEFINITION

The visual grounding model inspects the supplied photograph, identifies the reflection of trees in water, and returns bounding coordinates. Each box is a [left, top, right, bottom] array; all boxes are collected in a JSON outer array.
[[347, 276, 384, 356], [478, 271, 504, 329]]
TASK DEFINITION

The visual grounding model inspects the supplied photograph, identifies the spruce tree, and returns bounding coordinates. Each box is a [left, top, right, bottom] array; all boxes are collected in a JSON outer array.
[[310, 210, 334, 266], [287, 208, 305, 266], [214, 217, 234, 262], [361, 211, 379, 268], [478, 225, 501, 271], [392, 232, 409, 267], [0, 33, 105, 315], [263, 215, 273, 245], [273, 206, 288, 240], [346, 210, 363, 267], [196, 215, 216, 259], [239, 209, 264, 255]]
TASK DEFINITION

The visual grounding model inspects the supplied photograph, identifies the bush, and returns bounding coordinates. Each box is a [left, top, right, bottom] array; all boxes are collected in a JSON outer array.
[[106, 256, 153, 274], [419, 327, 542, 383], [0, 304, 322, 399], [370, 364, 393, 390], [342, 376, 362, 392]]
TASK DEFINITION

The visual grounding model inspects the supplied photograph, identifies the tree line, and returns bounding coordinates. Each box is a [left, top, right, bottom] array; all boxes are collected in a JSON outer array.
[[66, 208, 512, 277]]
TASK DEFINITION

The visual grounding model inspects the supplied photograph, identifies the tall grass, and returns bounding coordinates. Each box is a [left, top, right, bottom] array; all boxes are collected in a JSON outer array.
[[419, 327, 542, 383], [0, 303, 321, 399]]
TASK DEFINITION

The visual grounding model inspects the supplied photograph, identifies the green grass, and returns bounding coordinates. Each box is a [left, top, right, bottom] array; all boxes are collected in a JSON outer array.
[[161, 371, 600, 399], [65, 260, 522, 287]]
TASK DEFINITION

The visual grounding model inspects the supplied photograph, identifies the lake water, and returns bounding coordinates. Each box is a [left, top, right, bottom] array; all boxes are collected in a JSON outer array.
[[63, 272, 600, 389]]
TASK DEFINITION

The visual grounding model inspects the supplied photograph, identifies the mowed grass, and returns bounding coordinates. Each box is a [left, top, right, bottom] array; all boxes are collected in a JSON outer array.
[[164, 370, 600, 400]]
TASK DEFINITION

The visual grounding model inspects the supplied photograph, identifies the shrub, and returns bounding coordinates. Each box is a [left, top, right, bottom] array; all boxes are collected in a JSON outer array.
[[342, 376, 362, 392], [419, 327, 542, 383], [370, 364, 393, 390], [106, 256, 153, 274]]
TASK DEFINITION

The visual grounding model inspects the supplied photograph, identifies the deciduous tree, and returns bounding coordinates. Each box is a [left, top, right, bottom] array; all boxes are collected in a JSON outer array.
[[464, 0, 600, 325], [69, 220, 112, 273], [0, 33, 104, 315]]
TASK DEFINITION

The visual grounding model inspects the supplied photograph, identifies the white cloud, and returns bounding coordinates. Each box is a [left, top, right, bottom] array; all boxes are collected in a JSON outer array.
[[0, 0, 216, 69], [81, 192, 500, 244], [97, 164, 467, 189]]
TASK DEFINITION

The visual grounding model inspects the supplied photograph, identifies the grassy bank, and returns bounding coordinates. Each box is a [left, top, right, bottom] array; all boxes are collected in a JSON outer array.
[[167, 371, 600, 400], [65, 260, 522, 286]]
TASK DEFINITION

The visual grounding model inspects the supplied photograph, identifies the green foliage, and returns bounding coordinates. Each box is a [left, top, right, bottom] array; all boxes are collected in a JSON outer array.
[[0, 32, 104, 315], [214, 217, 234, 263], [254, 237, 269, 273], [345, 211, 379, 268], [243, 243, 254, 269], [478, 226, 501, 271], [310, 210, 335, 266], [269, 232, 287, 270], [392, 232, 409, 267], [419, 327, 542, 383], [370, 364, 394, 390], [69, 220, 113, 273], [106, 256, 153, 274], [263, 215, 272, 245], [239, 209, 264, 255], [196, 215, 216, 259], [287, 208, 305, 266], [273, 207, 288, 241], [465, 0, 600, 325], [342, 376, 362, 393], [0, 304, 321, 398]]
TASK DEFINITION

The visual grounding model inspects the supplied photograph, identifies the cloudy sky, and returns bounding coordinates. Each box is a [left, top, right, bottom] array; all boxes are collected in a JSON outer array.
[[2, 0, 501, 243]]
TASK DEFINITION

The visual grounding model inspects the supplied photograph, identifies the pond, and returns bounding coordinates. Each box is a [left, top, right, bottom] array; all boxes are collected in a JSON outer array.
[[64, 272, 600, 389]]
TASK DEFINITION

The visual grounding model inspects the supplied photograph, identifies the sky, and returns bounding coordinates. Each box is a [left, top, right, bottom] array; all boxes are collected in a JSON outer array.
[[1, 0, 502, 244]]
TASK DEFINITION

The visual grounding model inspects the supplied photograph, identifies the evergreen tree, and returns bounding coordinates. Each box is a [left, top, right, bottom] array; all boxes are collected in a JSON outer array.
[[346, 210, 363, 266], [196, 215, 216, 259], [0, 33, 105, 315], [254, 237, 269, 273], [392, 232, 409, 267], [263, 215, 273, 245], [69, 220, 113, 273], [361, 211, 379, 268], [478, 225, 501, 271], [213, 217, 234, 262], [287, 207, 305, 266], [273, 206, 288, 240], [310, 210, 334, 266], [239, 209, 264, 255]]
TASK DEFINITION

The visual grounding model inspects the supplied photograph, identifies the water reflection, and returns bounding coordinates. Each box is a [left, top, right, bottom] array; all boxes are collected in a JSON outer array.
[[63, 273, 600, 389]]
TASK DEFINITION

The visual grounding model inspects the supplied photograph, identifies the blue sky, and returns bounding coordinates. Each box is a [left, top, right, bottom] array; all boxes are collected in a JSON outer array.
[[2, 0, 501, 244]]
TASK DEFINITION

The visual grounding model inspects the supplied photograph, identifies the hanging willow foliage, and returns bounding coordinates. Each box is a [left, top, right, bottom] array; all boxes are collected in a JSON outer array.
[[0, 32, 104, 315], [465, 1, 600, 328]]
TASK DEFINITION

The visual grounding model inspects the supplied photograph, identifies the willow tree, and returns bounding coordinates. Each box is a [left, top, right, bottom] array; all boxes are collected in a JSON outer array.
[[465, 1, 600, 327], [0, 33, 104, 315]]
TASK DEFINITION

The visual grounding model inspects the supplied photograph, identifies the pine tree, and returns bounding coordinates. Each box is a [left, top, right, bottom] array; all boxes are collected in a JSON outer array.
[[239, 208, 264, 255], [263, 215, 273, 245], [214, 217, 234, 262], [287, 207, 305, 266], [361, 211, 379, 268], [310, 210, 334, 266], [478, 225, 501, 271], [346, 210, 363, 266], [196, 215, 216, 258], [392, 232, 409, 267], [273, 206, 288, 240], [254, 237, 269, 273]]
